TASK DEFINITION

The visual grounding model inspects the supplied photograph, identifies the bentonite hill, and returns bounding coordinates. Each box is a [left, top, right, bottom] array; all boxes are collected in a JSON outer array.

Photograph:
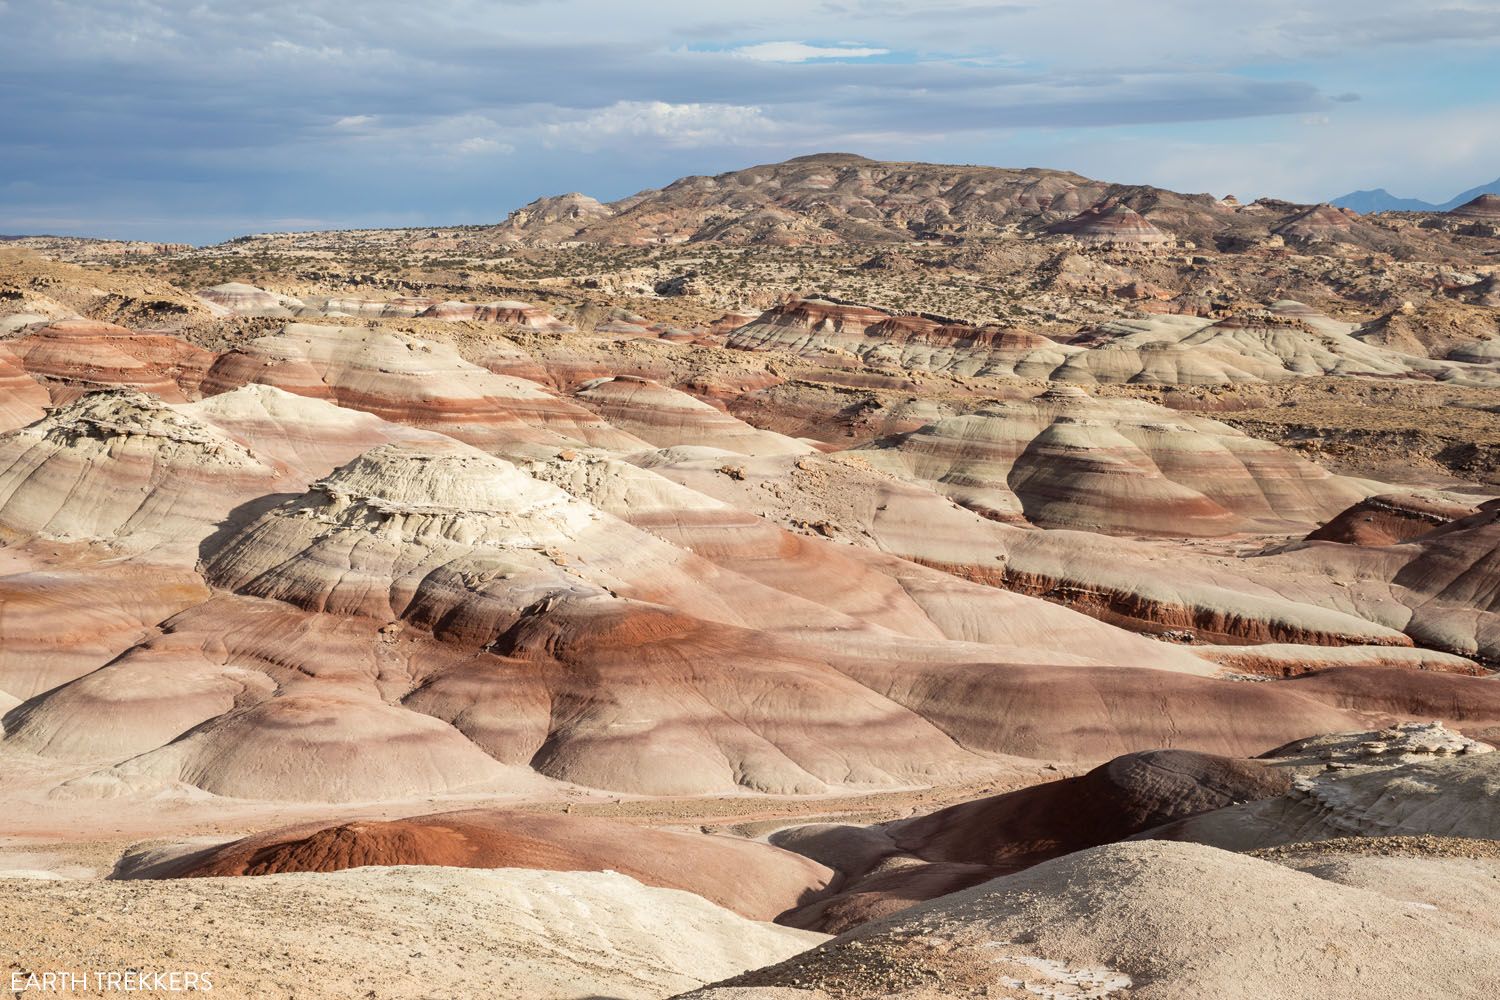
[[4, 151, 1500, 999]]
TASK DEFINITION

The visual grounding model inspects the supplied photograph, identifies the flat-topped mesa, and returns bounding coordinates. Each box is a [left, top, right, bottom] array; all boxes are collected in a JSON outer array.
[[863, 313, 1056, 351], [471, 300, 573, 331], [1448, 193, 1500, 219], [1044, 201, 1171, 245], [415, 299, 575, 332], [0, 388, 283, 554], [1035, 383, 1091, 402], [757, 296, 892, 336], [321, 295, 440, 318]]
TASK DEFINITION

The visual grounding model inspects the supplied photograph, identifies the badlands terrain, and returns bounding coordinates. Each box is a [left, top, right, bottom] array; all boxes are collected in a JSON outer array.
[[3, 154, 1500, 997]]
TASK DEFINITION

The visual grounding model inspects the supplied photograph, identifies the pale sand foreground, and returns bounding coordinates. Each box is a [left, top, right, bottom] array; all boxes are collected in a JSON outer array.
[[0, 866, 824, 1000]]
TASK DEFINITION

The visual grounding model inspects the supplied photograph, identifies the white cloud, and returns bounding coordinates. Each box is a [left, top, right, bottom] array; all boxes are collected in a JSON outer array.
[[453, 136, 512, 155], [543, 100, 782, 149], [333, 114, 376, 129], [731, 40, 889, 62]]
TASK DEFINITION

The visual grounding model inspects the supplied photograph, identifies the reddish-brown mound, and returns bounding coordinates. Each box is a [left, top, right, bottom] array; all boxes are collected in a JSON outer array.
[[1308, 493, 1480, 546], [141, 809, 832, 921], [0, 344, 49, 432], [1045, 201, 1169, 244], [1273, 203, 1361, 242], [1449, 193, 1500, 219], [754, 297, 891, 336], [888, 748, 1290, 870], [777, 749, 1292, 932], [7, 319, 214, 401]]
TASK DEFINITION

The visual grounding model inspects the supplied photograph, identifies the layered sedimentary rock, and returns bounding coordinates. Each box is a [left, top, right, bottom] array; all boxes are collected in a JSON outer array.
[[195, 282, 305, 316], [174, 384, 443, 483], [0, 564, 210, 701], [319, 295, 439, 318], [1058, 308, 1437, 384], [725, 297, 1450, 385], [418, 299, 574, 331], [535, 449, 1217, 671], [6, 319, 215, 400], [8, 595, 543, 800], [633, 443, 1412, 648], [854, 385, 1368, 534], [199, 438, 602, 638], [1264, 503, 1500, 660], [725, 298, 1082, 378], [1306, 492, 1480, 546], [0, 389, 286, 557], [1148, 723, 1499, 850], [1044, 201, 1170, 245], [200, 323, 647, 453], [125, 809, 832, 921], [574, 376, 811, 456], [1274, 203, 1363, 243], [0, 344, 50, 431], [1449, 193, 1500, 219], [778, 749, 1290, 932]]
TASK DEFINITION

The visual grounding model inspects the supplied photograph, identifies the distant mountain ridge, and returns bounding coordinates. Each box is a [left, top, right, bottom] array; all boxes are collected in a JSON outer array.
[[1332, 177, 1500, 214], [488, 153, 1332, 249]]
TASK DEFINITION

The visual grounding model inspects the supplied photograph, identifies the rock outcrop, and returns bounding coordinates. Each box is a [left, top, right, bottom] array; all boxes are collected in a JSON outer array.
[[1045, 201, 1171, 245]]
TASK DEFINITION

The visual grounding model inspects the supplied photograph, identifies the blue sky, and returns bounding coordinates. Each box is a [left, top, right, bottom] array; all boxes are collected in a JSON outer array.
[[2, 0, 1498, 243]]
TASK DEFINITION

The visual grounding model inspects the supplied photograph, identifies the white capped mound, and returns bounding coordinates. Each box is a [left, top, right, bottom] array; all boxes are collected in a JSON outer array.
[[195, 281, 305, 316], [0, 866, 825, 1000], [694, 840, 1500, 999], [201, 437, 601, 636], [1151, 733, 1500, 852], [0, 389, 284, 555]]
